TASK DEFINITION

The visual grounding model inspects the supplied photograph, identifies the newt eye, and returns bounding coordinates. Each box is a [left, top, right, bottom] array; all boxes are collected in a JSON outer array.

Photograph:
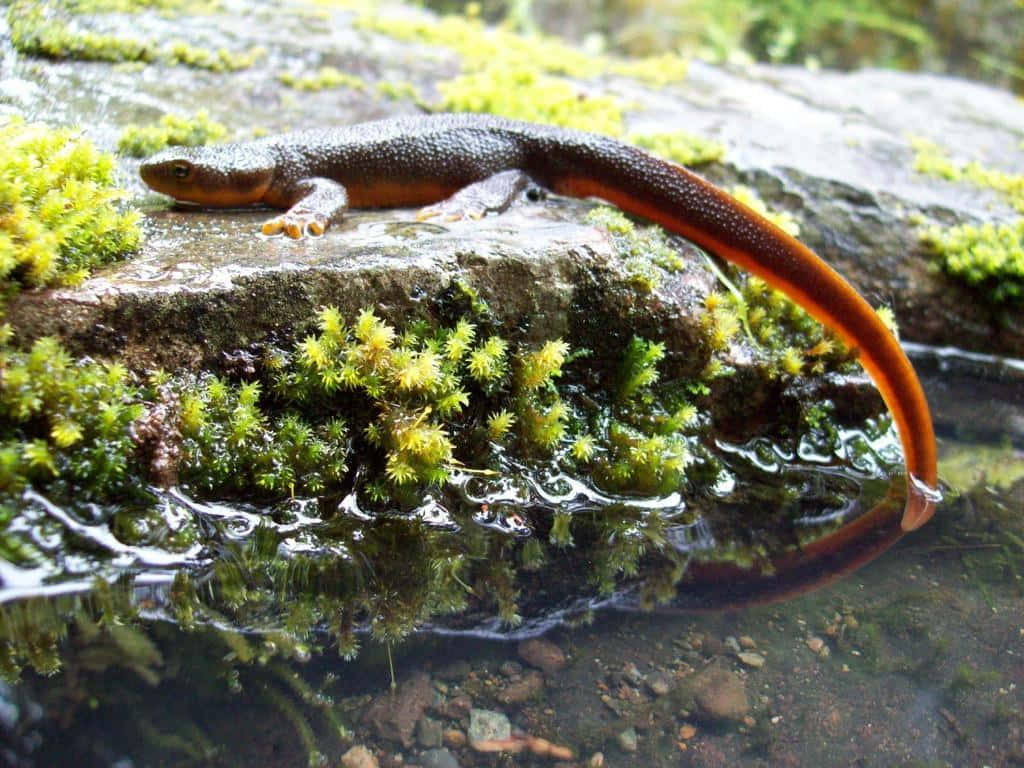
[[171, 161, 192, 179]]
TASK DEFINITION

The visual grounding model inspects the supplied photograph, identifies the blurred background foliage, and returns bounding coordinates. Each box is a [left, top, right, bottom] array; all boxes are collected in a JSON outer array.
[[428, 0, 1024, 93]]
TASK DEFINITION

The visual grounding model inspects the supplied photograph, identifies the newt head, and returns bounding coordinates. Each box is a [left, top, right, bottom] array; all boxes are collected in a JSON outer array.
[[140, 144, 275, 207]]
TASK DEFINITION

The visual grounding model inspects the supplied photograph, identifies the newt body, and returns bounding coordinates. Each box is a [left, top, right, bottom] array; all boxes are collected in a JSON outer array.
[[140, 113, 938, 532]]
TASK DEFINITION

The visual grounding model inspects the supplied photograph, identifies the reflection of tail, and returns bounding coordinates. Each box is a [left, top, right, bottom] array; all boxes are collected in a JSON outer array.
[[664, 479, 907, 611], [551, 141, 937, 531]]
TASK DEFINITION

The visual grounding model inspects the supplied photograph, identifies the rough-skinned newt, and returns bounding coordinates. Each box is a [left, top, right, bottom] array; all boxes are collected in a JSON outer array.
[[140, 113, 939, 532]]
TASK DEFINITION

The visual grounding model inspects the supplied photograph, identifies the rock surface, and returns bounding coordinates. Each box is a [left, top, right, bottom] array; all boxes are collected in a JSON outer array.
[[361, 673, 434, 748], [689, 662, 751, 723], [518, 638, 568, 674], [3, 1, 1023, 362]]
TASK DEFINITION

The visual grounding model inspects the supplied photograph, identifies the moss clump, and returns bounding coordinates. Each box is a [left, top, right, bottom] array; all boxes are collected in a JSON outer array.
[[0, 118, 140, 291], [117, 109, 227, 157], [358, 6, 688, 135], [631, 131, 726, 167], [910, 136, 1024, 213], [0, 335, 144, 514], [376, 80, 422, 103], [438, 68, 623, 135], [278, 66, 367, 92], [609, 53, 689, 86], [920, 219, 1024, 305], [584, 206, 687, 291], [8, 0, 263, 70]]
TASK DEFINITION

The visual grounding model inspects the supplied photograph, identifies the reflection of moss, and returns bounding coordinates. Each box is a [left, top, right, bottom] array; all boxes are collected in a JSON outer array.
[[0, 118, 140, 290], [118, 109, 227, 157]]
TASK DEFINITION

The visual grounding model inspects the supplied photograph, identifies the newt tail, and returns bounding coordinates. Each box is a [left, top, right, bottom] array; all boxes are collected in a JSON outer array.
[[140, 113, 938, 532]]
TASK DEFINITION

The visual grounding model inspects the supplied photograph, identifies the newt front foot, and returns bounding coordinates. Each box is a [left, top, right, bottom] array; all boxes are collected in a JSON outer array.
[[262, 212, 328, 238]]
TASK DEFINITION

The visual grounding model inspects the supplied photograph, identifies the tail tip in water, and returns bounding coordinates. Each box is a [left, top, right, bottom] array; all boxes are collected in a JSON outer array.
[[900, 474, 943, 531]]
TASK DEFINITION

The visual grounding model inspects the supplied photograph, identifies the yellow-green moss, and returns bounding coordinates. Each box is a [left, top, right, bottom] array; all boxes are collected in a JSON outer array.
[[631, 131, 726, 167], [920, 219, 1024, 304], [910, 136, 1024, 213], [438, 68, 623, 135], [118, 109, 227, 157], [609, 53, 689, 86], [0, 118, 140, 290], [278, 66, 367, 92], [358, 7, 689, 134], [728, 184, 800, 236], [376, 80, 422, 103], [8, 0, 262, 70]]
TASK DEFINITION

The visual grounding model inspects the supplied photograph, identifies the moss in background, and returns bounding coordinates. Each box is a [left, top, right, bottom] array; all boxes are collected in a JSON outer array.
[[358, 5, 689, 135], [631, 131, 726, 167], [920, 219, 1024, 305], [278, 66, 367, 92], [117, 110, 227, 157], [7, 0, 264, 71], [910, 136, 1024, 213], [0, 118, 140, 291]]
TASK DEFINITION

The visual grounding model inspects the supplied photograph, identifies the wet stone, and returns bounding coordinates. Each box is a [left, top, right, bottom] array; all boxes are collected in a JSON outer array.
[[468, 708, 511, 746], [621, 661, 645, 687], [616, 726, 638, 752], [341, 745, 379, 768], [499, 660, 523, 677], [420, 747, 461, 768], [417, 716, 444, 748], [737, 652, 766, 669], [518, 637, 567, 674], [646, 670, 673, 697], [690, 662, 751, 723], [496, 669, 545, 705], [436, 660, 473, 682], [362, 672, 434, 747]]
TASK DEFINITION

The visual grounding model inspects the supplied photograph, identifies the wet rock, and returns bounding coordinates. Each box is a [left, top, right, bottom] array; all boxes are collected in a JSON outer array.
[[362, 672, 434, 747], [420, 747, 461, 768], [689, 662, 750, 723], [737, 652, 765, 669], [496, 669, 545, 705], [616, 726, 638, 752], [646, 670, 673, 697], [468, 708, 511, 747], [739, 636, 757, 649], [518, 638, 567, 674], [724, 636, 741, 654], [443, 728, 467, 748], [341, 745, 379, 768], [436, 660, 473, 682], [439, 693, 473, 720], [498, 660, 523, 677], [417, 716, 444, 748], [621, 661, 644, 687]]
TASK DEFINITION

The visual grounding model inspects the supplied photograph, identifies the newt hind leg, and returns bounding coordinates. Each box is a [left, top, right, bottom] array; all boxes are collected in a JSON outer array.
[[417, 170, 544, 222], [262, 177, 349, 238]]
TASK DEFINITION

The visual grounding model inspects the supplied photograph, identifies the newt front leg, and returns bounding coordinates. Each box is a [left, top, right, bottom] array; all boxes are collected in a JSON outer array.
[[261, 177, 349, 238]]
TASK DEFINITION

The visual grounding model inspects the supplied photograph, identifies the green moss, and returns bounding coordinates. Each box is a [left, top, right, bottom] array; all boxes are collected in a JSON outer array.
[[630, 131, 726, 167], [920, 219, 1024, 305], [0, 118, 141, 291], [278, 66, 367, 92], [438, 68, 624, 135], [609, 53, 689, 86], [376, 80, 422, 103], [910, 136, 1024, 213], [117, 109, 227, 157], [0, 336, 144, 514], [8, 0, 263, 70], [358, 7, 688, 134]]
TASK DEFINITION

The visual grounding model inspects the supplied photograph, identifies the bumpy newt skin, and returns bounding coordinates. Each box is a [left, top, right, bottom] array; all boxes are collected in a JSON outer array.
[[140, 113, 939, 532]]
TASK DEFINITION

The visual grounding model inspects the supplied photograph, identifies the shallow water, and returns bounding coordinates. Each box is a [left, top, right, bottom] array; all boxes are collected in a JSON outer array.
[[1, 344, 1021, 767]]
